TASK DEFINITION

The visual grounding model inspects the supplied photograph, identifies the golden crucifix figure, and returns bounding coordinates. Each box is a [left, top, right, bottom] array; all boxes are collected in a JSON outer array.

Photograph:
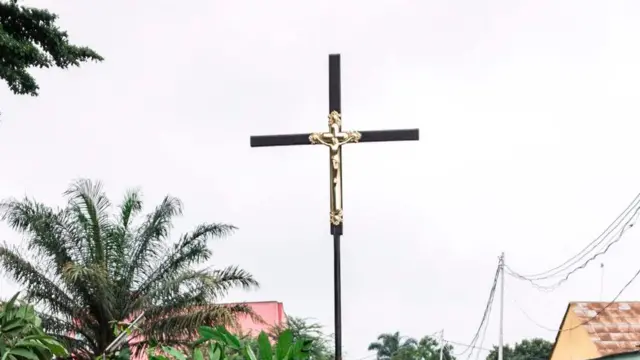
[[308, 111, 362, 226]]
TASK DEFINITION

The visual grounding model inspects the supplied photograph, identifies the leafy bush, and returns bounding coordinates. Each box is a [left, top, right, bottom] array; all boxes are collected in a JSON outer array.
[[0, 292, 67, 360], [149, 326, 313, 360]]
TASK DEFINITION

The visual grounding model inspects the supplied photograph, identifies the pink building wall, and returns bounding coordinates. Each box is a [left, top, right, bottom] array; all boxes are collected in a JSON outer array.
[[76, 301, 286, 359], [234, 301, 286, 336]]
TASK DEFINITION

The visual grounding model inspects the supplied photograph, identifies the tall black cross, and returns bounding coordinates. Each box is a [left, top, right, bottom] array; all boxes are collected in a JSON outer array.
[[249, 54, 419, 360]]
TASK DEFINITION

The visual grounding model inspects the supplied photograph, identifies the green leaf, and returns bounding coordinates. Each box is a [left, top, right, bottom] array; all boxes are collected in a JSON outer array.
[[14, 341, 49, 352], [198, 326, 225, 343], [214, 326, 241, 350], [2, 319, 24, 332], [8, 348, 39, 360], [20, 336, 51, 342], [4, 292, 20, 314], [41, 339, 67, 356], [209, 343, 222, 360], [290, 341, 304, 359], [193, 348, 204, 360], [276, 330, 294, 360], [257, 332, 272, 360], [244, 346, 258, 360], [162, 346, 186, 360], [117, 347, 131, 360]]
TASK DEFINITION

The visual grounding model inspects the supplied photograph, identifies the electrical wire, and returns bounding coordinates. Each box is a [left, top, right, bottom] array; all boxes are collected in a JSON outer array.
[[472, 289, 494, 360], [512, 263, 640, 333], [454, 260, 501, 357], [507, 198, 640, 291], [508, 193, 640, 282], [521, 193, 640, 279]]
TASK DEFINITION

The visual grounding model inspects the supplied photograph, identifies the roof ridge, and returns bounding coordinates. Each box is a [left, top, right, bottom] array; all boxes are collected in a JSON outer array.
[[568, 301, 640, 304]]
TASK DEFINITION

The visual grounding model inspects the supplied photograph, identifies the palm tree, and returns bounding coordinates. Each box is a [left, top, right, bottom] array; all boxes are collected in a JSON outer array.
[[368, 332, 417, 360], [0, 179, 259, 359]]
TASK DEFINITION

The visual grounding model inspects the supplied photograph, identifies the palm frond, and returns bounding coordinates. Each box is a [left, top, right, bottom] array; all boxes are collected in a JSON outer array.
[[0, 245, 77, 317], [207, 265, 259, 294], [140, 303, 254, 344], [64, 179, 112, 265], [124, 195, 183, 288], [0, 182, 256, 359], [39, 312, 98, 352], [133, 223, 239, 297], [118, 189, 142, 230]]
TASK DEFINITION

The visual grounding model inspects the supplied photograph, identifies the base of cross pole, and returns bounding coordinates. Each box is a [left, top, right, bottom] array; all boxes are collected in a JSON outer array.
[[332, 224, 343, 360]]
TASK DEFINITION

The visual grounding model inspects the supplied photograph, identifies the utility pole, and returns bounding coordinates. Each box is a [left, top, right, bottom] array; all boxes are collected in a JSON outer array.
[[600, 263, 605, 301], [439, 330, 445, 360], [498, 253, 505, 360], [102, 312, 145, 360]]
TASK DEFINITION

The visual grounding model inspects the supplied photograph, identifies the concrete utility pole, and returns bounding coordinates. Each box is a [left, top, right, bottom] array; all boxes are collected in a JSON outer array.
[[102, 312, 145, 360], [498, 253, 505, 360], [439, 330, 445, 360]]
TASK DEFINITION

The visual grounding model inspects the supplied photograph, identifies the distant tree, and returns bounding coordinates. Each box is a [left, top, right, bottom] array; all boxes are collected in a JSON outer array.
[[486, 338, 553, 360], [0, 0, 102, 99], [368, 332, 418, 360], [414, 335, 456, 360]]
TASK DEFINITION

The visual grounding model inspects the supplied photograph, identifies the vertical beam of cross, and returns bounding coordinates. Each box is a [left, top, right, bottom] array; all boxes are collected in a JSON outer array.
[[328, 55, 344, 360], [249, 54, 420, 360]]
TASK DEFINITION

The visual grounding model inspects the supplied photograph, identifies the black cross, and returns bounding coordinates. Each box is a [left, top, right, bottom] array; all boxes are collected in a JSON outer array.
[[249, 54, 419, 360]]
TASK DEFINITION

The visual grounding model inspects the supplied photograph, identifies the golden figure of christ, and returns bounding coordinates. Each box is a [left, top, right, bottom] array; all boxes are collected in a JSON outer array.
[[308, 111, 362, 226]]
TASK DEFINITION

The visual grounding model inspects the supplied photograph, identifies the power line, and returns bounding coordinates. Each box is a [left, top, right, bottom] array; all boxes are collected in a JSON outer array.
[[507, 198, 640, 291], [511, 264, 640, 333], [508, 193, 640, 282], [472, 288, 494, 360], [454, 259, 501, 357]]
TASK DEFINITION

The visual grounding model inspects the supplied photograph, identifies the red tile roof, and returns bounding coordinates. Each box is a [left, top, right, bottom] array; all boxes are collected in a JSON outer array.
[[572, 302, 640, 355]]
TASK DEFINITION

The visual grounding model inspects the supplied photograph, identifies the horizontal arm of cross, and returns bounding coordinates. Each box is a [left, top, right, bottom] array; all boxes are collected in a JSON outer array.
[[250, 129, 419, 147]]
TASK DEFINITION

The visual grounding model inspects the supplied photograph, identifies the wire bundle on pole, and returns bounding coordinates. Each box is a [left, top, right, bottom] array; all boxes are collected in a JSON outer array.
[[455, 259, 501, 359], [507, 193, 640, 291]]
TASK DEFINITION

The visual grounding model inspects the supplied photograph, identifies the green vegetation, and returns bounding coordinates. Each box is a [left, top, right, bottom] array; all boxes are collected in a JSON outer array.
[[485, 338, 553, 360], [149, 325, 314, 360], [0, 0, 103, 97], [368, 332, 454, 360], [0, 179, 258, 359], [0, 292, 67, 360], [267, 317, 333, 360], [0, 180, 553, 360]]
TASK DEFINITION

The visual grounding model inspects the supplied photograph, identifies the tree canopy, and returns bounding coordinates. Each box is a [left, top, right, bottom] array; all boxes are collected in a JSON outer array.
[[485, 338, 553, 360], [0, 179, 258, 359], [368, 332, 454, 360], [0, 0, 102, 97]]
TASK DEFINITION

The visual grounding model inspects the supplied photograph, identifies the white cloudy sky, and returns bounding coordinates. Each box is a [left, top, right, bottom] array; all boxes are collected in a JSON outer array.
[[2, 0, 640, 359]]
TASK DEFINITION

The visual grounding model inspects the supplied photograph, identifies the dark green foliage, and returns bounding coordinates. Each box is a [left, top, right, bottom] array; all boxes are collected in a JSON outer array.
[[0, 0, 103, 96], [0, 292, 68, 360], [485, 339, 553, 360], [268, 317, 333, 360], [368, 332, 415, 360], [368, 332, 455, 360], [0, 179, 258, 359], [149, 326, 314, 360]]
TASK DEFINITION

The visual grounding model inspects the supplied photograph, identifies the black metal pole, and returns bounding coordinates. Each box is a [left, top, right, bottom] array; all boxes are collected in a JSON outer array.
[[329, 54, 342, 360], [332, 230, 342, 360]]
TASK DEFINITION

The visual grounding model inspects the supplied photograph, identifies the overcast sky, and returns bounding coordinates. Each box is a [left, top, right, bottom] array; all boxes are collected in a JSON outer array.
[[2, 0, 640, 359]]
